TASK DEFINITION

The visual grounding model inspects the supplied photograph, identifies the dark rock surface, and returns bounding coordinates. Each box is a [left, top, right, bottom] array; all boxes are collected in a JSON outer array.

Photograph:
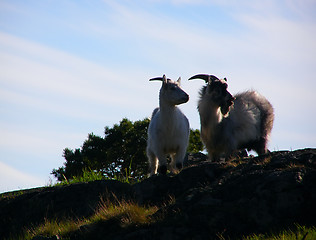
[[1, 148, 315, 239]]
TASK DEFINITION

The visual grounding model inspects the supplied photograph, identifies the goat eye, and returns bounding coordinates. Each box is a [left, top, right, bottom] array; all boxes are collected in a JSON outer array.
[[170, 86, 176, 90]]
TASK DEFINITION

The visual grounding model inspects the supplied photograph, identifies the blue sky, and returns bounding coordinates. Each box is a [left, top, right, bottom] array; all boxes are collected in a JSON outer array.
[[1, 0, 315, 193]]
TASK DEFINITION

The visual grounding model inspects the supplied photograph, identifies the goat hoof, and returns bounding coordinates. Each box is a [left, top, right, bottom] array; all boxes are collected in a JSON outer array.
[[176, 163, 183, 170], [159, 165, 167, 175]]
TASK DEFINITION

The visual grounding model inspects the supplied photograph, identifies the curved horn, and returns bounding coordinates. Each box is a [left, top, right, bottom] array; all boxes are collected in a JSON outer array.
[[188, 74, 219, 83], [149, 74, 171, 82], [149, 77, 163, 81]]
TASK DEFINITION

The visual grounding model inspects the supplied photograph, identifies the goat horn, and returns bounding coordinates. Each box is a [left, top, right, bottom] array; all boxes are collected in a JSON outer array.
[[149, 76, 171, 81], [149, 77, 163, 81], [188, 74, 219, 83]]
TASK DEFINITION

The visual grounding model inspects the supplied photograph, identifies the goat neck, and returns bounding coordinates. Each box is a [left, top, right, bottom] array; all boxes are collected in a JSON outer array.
[[198, 94, 223, 129], [159, 97, 178, 121]]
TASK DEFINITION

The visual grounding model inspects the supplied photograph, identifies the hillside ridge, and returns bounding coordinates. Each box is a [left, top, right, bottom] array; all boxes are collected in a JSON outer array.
[[1, 148, 315, 239]]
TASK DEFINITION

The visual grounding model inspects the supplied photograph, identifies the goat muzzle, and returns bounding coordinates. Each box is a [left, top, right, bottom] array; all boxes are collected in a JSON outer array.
[[183, 94, 189, 103], [229, 96, 235, 106]]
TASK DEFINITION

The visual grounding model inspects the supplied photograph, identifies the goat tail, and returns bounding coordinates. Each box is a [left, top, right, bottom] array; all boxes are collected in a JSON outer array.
[[251, 91, 274, 143]]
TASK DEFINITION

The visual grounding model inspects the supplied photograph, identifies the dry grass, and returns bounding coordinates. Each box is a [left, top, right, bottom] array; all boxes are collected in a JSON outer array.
[[11, 197, 160, 240], [242, 225, 316, 240], [254, 156, 272, 166], [92, 197, 159, 227], [26, 219, 82, 239]]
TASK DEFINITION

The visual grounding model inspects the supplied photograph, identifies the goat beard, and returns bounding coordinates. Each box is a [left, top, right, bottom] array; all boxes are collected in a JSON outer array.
[[220, 101, 233, 115]]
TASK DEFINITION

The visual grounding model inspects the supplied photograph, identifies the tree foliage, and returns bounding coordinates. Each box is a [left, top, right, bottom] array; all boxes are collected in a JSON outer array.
[[52, 118, 203, 182], [188, 129, 204, 153]]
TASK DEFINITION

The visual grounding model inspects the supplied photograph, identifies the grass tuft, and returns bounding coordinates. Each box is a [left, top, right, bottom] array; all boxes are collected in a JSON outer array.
[[10, 197, 160, 240], [242, 225, 316, 240], [53, 164, 141, 187], [26, 218, 83, 239], [93, 197, 158, 227], [54, 168, 108, 186]]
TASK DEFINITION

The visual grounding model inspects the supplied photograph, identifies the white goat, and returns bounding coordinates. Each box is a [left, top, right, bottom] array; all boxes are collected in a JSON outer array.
[[189, 74, 274, 161], [147, 75, 190, 176]]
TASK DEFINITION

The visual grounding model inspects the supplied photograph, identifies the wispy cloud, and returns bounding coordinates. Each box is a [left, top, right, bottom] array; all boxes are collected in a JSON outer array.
[[0, 161, 45, 193], [0, 32, 155, 116]]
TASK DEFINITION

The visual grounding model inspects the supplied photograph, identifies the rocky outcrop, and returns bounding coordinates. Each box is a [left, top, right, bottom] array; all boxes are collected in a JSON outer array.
[[1, 148, 315, 239]]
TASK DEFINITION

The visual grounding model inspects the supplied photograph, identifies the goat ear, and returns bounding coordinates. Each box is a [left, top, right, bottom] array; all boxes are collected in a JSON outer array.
[[162, 74, 168, 84], [177, 77, 181, 84]]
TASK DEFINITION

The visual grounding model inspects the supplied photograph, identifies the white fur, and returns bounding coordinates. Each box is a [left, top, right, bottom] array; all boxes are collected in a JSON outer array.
[[194, 76, 274, 161], [147, 75, 190, 176]]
